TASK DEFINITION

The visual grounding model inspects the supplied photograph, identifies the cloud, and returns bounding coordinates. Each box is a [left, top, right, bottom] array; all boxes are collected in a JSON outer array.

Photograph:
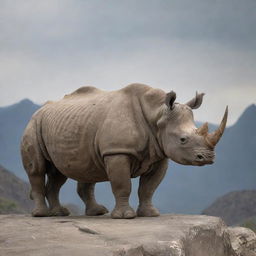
[[0, 0, 255, 124]]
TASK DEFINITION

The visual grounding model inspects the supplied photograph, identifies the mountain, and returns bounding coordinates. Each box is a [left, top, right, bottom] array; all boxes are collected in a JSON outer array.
[[0, 100, 255, 214], [0, 164, 33, 213], [0, 99, 39, 180], [202, 190, 256, 226]]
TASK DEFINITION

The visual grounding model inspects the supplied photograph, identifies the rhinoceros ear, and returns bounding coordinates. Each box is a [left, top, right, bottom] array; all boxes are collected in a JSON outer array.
[[165, 91, 176, 110], [186, 91, 205, 109]]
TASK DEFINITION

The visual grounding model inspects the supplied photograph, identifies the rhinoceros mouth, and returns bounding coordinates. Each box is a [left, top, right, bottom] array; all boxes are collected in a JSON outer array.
[[192, 160, 214, 166], [178, 158, 214, 166]]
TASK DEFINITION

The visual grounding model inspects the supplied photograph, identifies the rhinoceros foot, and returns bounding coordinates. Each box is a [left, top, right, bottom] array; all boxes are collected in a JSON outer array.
[[111, 206, 136, 219], [86, 204, 109, 216], [49, 206, 70, 216], [32, 206, 50, 217], [136, 204, 160, 217]]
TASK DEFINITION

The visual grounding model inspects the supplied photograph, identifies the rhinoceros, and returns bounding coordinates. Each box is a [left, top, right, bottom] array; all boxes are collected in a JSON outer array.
[[21, 83, 228, 219]]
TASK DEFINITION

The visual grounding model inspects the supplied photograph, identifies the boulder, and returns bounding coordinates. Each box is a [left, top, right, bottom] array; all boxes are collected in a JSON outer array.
[[228, 227, 256, 256], [0, 214, 255, 256]]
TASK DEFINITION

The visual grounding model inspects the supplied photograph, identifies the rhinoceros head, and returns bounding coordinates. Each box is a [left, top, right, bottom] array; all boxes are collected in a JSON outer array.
[[157, 91, 228, 166]]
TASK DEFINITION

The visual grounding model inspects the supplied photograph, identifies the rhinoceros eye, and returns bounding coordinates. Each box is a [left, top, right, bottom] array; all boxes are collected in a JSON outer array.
[[180, 137, 188, 144]]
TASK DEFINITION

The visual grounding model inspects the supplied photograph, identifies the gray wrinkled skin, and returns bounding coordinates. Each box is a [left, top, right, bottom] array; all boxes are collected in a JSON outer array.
[[21, 83, 227, 218]]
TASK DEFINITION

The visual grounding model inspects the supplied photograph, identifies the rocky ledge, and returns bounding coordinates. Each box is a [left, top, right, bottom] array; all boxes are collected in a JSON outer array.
[[0, 214, 255, 256]]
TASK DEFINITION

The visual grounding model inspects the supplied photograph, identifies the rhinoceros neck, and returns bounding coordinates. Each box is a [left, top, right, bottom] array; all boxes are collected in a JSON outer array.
[[137, 87, 167, 160]]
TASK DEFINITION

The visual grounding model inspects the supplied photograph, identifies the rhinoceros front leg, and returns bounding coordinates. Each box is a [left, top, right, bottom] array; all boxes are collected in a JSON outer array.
[[137, 159, 168, 217], [46, 166, 70, 216], [104, 155, 136, 219], [77, 182, 108, 216]]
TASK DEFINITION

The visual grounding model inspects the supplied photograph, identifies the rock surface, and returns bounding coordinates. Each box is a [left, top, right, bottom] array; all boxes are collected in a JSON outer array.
[[0, 214, 255, 256], [228, 227, 256, 256]]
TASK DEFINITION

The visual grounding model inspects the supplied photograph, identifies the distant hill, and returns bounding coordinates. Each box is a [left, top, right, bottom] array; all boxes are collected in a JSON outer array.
[[0, 99, 39, 180], [0, 99, 255, 214], [202, 190, 256, 226], [0, 164, 33, 213]]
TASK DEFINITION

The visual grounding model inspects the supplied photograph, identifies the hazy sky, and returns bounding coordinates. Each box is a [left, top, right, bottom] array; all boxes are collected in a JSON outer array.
[[0, 0, 255, 125]]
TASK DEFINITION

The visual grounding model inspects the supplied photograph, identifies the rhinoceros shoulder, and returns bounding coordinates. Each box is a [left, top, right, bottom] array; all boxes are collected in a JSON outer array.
[[121, 83, 165, 100], [121, 83, 153, 95]]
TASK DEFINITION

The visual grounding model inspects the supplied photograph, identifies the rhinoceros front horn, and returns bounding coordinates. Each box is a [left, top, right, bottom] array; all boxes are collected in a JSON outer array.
[[206, 106, 228, 147]]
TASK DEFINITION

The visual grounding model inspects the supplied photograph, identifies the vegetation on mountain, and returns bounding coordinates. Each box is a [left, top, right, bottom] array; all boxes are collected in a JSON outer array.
[[241, 216, 256, 233], [0, 197, 18, 214], [0, 165, 33, 213]]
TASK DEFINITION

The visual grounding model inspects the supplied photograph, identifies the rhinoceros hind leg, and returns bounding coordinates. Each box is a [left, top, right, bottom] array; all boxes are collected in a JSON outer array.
[[136, 159, 168, 217], [28, 173, 49, 217], [21, 150, 49, 217], [46, 165, 70, 216], [77, 182, 108, 216], [21, 122, 50, 217], [104, 155, 136, 219]]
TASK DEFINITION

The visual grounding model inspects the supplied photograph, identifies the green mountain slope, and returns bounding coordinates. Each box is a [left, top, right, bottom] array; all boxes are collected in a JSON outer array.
[[0, 165, 33, 213]]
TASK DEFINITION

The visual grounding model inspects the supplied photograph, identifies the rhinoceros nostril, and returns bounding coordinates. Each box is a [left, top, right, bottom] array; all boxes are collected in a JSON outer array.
[[196, 154, 204, 160]]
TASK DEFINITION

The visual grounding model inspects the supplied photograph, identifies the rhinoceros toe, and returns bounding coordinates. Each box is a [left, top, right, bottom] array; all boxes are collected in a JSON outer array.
[[32, 207, 50, 217], [86, 204, 109, 216], [49, 206, 70, 216], [136, 205, 160, 217], [111, 206, 136, 219]]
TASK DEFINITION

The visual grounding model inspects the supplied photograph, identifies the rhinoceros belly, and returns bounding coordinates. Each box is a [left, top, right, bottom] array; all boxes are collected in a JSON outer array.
[[50, 146, 108, 183]]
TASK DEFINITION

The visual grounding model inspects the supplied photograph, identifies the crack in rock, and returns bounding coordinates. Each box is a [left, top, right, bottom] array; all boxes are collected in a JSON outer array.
[[73, 223, 100, 235]]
